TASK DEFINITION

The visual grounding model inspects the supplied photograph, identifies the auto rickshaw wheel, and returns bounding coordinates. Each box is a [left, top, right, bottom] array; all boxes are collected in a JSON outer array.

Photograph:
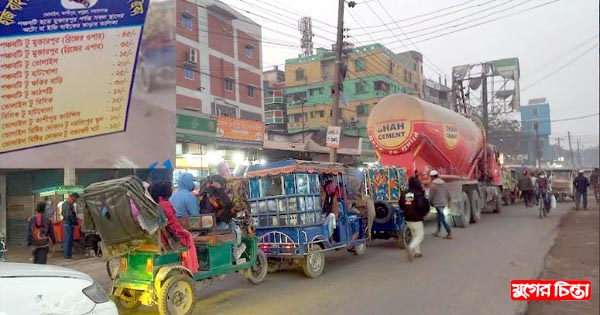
[[397, 225, 411, 249], [158, 274, 196, 315], [116, 297, 141, 313], [245, 250, 268, 285], [351, 242, 366, 255], [302, 244, 325, 278], [267, 260, 281, 273]]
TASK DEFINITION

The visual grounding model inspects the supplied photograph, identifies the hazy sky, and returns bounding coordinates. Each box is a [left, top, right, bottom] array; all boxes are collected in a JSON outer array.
[[221, 0, 599, 148]]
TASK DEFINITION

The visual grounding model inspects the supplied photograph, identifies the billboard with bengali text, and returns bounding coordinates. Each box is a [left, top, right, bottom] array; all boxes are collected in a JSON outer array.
[[216, 115, 264, 147]]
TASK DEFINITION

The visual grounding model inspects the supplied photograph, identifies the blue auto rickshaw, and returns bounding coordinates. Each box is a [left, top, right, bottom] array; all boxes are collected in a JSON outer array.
[[365, 166, 413, 248], [246, 160, 367, 278]]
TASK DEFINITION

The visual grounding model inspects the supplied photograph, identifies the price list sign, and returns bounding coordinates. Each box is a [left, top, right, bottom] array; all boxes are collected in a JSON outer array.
[[0, 0, 150, 153]]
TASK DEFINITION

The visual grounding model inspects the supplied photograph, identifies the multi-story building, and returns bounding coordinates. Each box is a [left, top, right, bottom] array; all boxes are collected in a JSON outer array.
[[521, 98, 552, 166], [283, 44, 424, 162], [174, 0, 265, 174], [263, 66, 287, 134], [423, 78, 452, 108]]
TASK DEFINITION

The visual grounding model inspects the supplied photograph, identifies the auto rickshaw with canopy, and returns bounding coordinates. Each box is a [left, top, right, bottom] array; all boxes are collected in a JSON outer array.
[[549, 168, 574, 202], [245, 159, 367, 278], [82, 176, 267, 315], [364, 166, 413, 248]]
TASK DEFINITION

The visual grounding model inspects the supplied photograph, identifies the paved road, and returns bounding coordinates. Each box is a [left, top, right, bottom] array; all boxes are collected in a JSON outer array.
[[59, 200, 570, 315]]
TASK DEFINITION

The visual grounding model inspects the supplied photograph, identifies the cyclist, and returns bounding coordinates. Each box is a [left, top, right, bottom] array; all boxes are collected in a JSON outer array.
[[536, 171, 552, 213]]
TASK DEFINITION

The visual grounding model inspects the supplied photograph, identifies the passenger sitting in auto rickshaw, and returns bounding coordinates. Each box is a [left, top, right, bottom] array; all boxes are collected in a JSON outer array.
[[198, 175, 246, 260], [320, 176, 340, 239], [148, 180, 199, 273]]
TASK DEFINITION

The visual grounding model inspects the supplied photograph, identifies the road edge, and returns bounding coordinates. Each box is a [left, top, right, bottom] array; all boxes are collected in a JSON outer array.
[[514, 209, 570, 315]]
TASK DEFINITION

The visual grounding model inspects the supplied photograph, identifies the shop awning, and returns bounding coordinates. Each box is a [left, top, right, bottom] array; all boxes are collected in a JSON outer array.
[[246, 159, 346, 178], [32, 186, 85, 197]]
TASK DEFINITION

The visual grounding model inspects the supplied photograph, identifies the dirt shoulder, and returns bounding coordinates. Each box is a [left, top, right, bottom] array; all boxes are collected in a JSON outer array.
[[527, 204, 599, 315]]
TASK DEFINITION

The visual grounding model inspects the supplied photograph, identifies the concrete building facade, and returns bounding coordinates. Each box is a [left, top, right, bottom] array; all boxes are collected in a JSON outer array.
[[520, 98, 552, 165], [283, 44, 424, 162]]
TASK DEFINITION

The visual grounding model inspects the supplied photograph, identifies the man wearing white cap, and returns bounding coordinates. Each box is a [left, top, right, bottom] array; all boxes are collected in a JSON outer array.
[[428, 170, 452, 239], [573, 170, 590, 210]]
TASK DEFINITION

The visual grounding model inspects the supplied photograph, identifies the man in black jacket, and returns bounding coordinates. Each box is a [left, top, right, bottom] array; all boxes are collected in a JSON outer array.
[[399, 177, 430, 262], [573, 170, 590, 210]]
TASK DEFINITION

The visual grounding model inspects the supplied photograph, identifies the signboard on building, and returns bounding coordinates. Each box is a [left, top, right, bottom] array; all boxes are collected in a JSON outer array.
[[176, 111, 216, 144], [216, 116, 264, 147], [0, 0, 150, 154], [326, 126, 341, 148]]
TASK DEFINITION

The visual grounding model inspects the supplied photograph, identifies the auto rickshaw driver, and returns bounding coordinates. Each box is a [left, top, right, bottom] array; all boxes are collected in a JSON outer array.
[[320, 175, 340, 241]]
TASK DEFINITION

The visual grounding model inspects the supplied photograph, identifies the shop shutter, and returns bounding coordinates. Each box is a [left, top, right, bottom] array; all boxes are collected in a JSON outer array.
[[6, 196, 35, 247], [32, 169, 64, 190]]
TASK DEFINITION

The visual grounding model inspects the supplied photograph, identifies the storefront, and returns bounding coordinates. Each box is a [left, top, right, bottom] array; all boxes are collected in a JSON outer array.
[[175, 110, 217, 179], [175, 113, 267, 179]]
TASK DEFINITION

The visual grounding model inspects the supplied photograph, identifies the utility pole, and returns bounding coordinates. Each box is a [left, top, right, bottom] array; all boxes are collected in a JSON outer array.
[[567, 131, 575, 167], [329, 0, 345, 163], [577, 138, 582, 167], [481, 69, 489, 137], [555, 137, 563, 161], [534, 124, 541, 168]]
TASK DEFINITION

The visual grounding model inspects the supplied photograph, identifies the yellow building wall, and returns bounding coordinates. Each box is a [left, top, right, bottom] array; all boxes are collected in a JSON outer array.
[[347, 50, 414, 88], [287, 98, 381, 130], [285, 59, 326, 87]]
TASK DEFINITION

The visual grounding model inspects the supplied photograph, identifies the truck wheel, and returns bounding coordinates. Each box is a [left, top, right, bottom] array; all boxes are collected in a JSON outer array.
[[453, 192, 471, 228], [469, 191, 482, 223], [302, 244, 325, 278], [158, 274, 196, 315], [373, 202, 392, 224], [245, 250, 268, 285], [493, 187, 502, 214]]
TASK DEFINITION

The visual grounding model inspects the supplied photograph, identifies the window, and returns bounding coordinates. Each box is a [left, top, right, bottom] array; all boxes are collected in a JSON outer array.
[[225, 78, 234, 91], [245, 44, 254, 58], [388, 61, 394, 74], [355, 82, 368, 94], [183, 67, 194, 80], [181, 12, 193, 30], [240, 110, 261, 121], [413, 63, 417, 71], [404, 69, 409, 81], [532, 108, 538, 115], [213, 103, 237, 117], [357, 104, 369, 116], [309, 87, 323, 96], [533, 122, 539, 131], [295, 68, 305, 81], [318, 110, 325, 118], [355, 58, 366, 71], [247, 85, 255, 97]]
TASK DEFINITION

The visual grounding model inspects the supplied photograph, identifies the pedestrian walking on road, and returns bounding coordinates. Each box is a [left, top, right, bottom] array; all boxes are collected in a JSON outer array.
[[400, 177, 430, 261], [518, 170, 534, 207], [428, 170, 452, 239], [573, 170, 590, 210], [61, 193, 79, 260], [364, 194, 376, 242], [28, 202, 56, 264]]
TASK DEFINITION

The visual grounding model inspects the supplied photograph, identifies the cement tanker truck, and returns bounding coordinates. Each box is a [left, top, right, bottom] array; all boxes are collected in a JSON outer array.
[[366, 94, 502, 228]]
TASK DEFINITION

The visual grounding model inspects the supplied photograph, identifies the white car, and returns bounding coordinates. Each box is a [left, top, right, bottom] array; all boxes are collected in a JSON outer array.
[[0, 262, 118, 315]]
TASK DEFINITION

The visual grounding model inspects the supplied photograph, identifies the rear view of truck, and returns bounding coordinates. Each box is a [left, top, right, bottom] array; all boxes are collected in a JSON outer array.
[[367, 94, 502, 228]]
